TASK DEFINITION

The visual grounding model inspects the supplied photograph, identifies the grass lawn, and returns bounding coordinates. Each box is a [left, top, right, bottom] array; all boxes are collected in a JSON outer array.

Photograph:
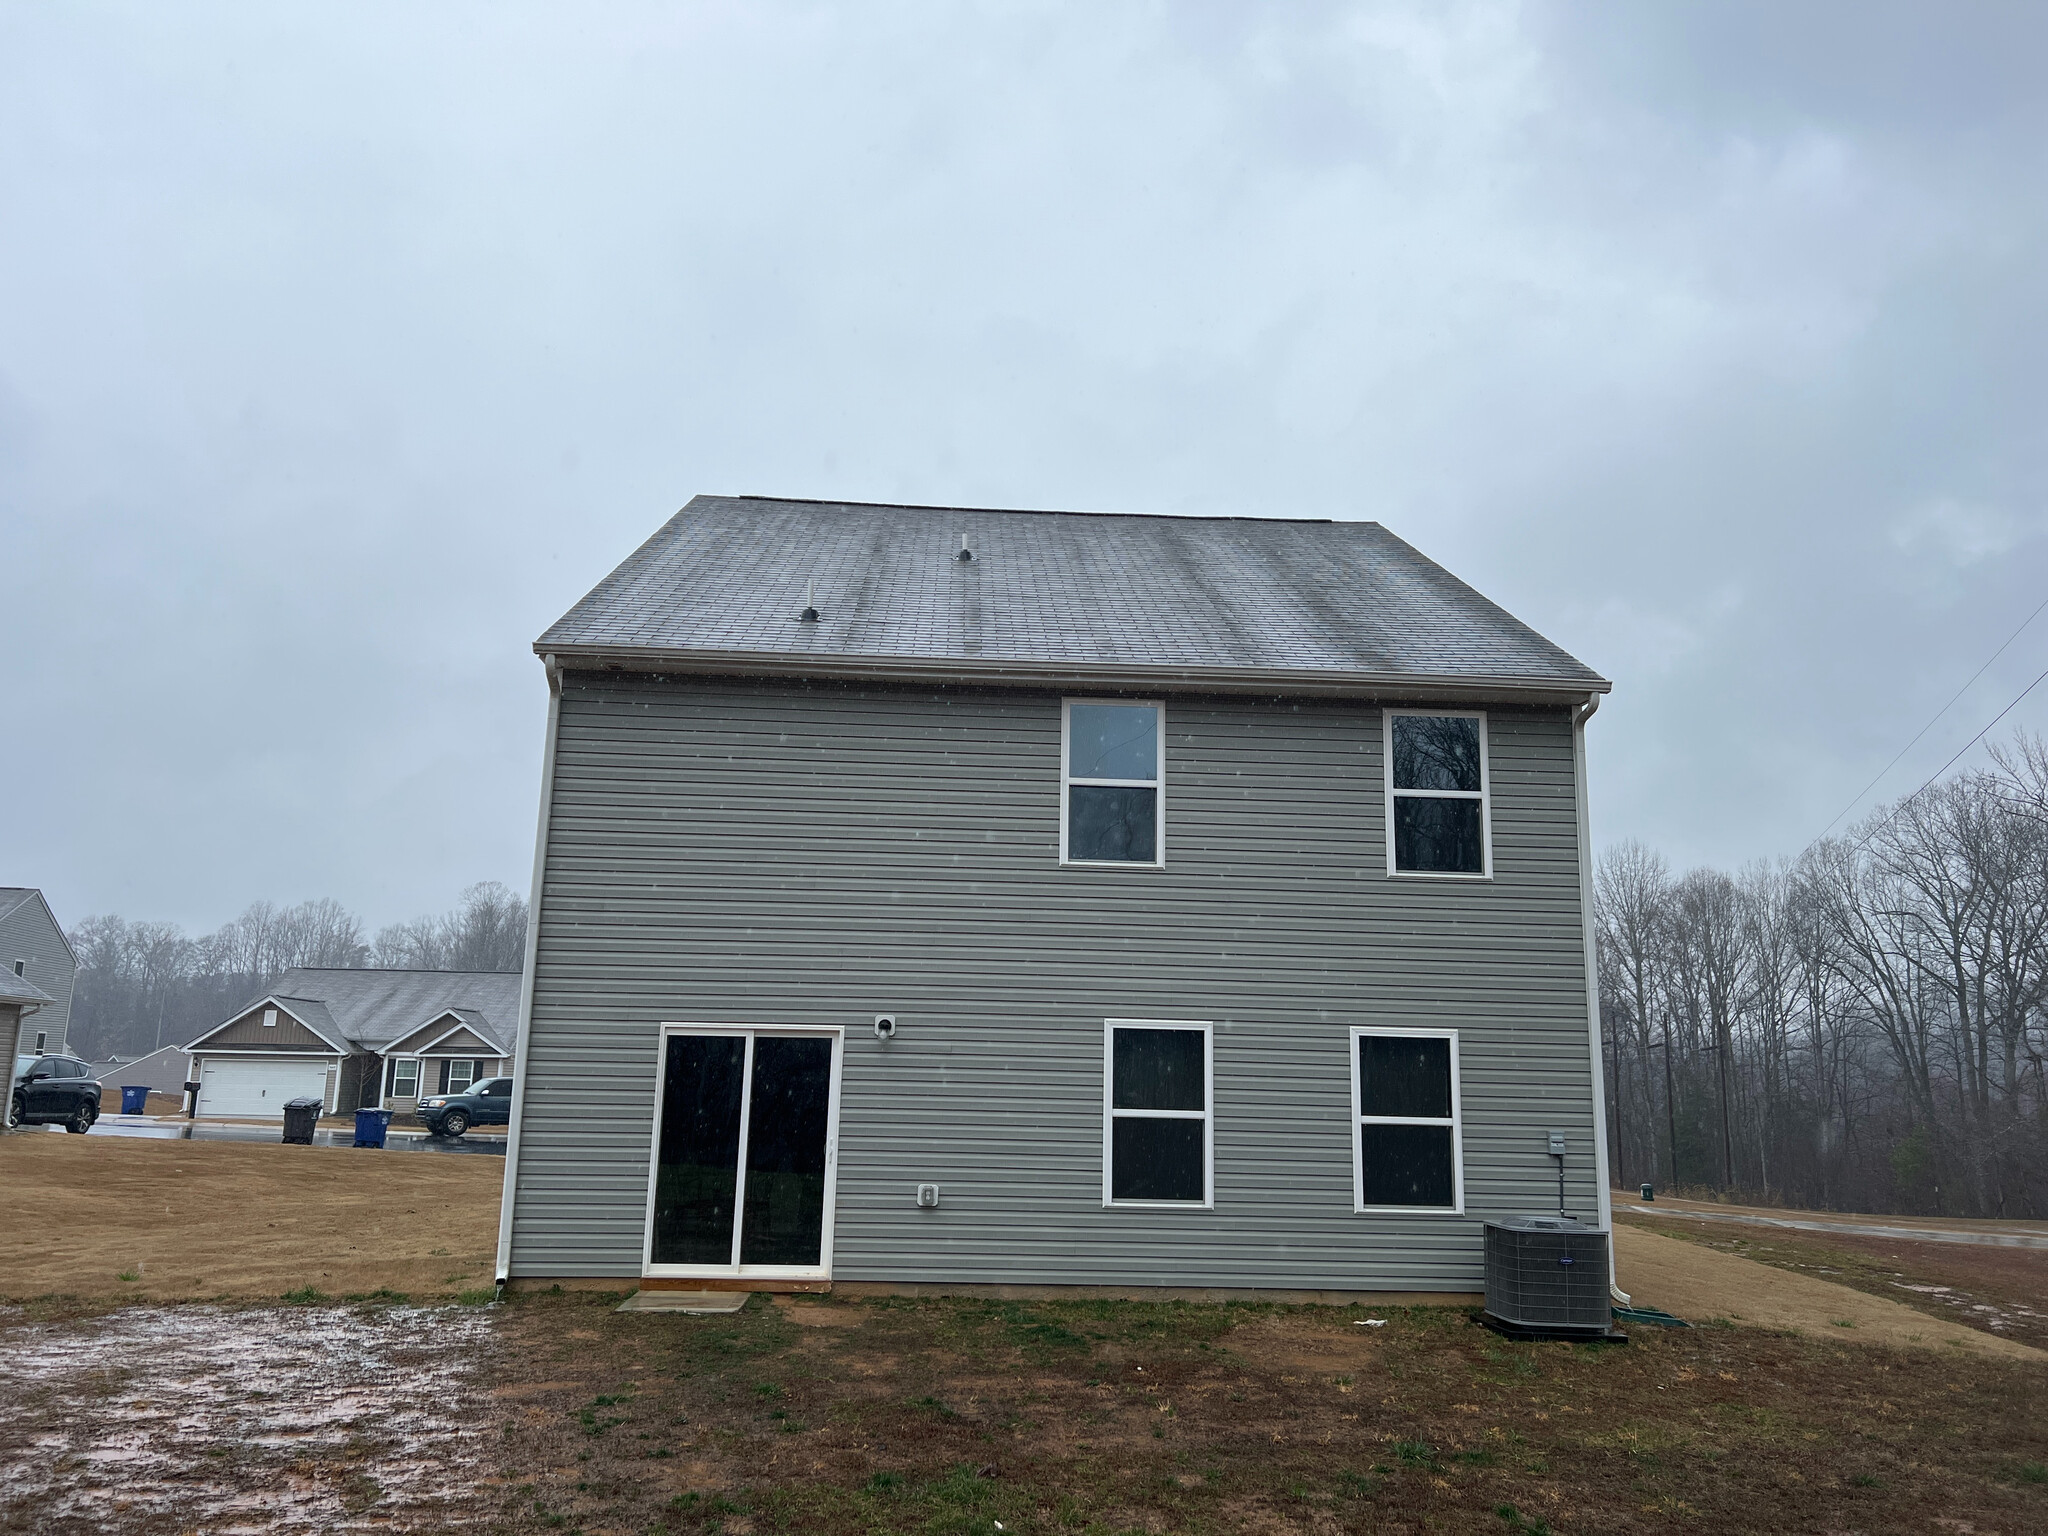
[[475, 1288, 2048, 1535]]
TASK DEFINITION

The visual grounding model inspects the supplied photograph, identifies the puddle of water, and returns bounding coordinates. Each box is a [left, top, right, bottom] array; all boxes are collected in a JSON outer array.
[[62, 1121, 504, 1155], [0, 1303, 501, 1533]]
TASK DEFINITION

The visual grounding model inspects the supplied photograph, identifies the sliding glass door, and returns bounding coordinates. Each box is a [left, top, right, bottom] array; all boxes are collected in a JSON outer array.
[[645, 1027, 841, 1278]]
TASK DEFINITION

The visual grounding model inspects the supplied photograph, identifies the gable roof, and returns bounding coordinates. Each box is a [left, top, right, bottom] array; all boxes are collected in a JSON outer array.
[[0, 888, 81, 968], [185, 993, 353, 1054], [383, 1007, 512, 1057], [537, 496, 1608, 702], [210, 968, 524, 1054]]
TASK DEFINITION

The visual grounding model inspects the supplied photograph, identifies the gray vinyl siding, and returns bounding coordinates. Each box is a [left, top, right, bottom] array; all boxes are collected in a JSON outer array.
[[507, 676, 1599, 1289], [0, 897, 75, 1056]]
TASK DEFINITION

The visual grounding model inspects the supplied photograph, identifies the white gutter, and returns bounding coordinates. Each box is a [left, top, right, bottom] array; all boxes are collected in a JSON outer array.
[[1571, 691, 1627, 1305], [495, 655, 564, 1285]]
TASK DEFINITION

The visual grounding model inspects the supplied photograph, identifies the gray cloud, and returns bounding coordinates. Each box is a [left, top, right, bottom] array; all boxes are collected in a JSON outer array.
[[4, 1, 2045, 927]]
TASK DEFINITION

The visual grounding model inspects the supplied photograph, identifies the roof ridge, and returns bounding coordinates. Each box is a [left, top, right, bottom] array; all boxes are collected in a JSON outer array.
[[288, 967, 522, 977], [726, 494, 1341, 525]]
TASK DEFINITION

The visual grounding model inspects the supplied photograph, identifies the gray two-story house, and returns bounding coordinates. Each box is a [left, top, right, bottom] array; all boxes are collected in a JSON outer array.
[[1, 887, 78, 1063], [496, 496, 1613, 1300]]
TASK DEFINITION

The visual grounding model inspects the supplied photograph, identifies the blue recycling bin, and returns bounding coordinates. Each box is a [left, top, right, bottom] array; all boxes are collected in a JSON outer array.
[[120, 1085, 151, 1114], [353, 1108, 394, 1148]]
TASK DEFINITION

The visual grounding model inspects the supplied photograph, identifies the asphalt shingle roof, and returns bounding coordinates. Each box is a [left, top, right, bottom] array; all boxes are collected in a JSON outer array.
[[0, 970, 55, 1006], [537, 496, 1607, 695], [214, 970, 523, 1054]]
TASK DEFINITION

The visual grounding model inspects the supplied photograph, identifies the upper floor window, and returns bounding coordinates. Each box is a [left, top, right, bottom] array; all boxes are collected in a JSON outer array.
[[1062, 701, 1164, 866], [1385, 711, 1490, 878]]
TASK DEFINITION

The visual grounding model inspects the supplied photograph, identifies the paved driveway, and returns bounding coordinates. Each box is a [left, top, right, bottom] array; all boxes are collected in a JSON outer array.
[[54, 1115, 506, 1155]]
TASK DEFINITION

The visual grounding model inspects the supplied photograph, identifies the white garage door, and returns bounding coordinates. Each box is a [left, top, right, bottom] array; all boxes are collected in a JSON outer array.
[[196, 1057, 330, 1117]]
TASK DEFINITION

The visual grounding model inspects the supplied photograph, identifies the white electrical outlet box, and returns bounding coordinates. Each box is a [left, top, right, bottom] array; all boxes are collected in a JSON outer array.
[[915, 1183, 940, 1208]]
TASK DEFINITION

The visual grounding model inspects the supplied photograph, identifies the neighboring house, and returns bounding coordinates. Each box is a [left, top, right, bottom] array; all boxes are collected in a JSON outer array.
[[2, 969, 59, 1122], [0, 888, 78, 1057], [496, 496, 1613, 1298], [184, 968, 521, 1118], [91, 1046, 193, 1099]]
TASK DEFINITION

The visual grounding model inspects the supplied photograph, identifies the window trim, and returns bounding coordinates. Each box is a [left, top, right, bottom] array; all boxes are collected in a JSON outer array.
[[1060, 698, 1167, 868], [1383, 709, 1493, 881], [1349, 1026, 1464, 1214], [1102, 1019, 1214, 1209], [391, 1057, 420, 1098], [639, 1022, 845, 1282]]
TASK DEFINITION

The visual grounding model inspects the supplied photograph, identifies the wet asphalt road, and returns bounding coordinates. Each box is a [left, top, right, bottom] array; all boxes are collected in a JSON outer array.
[[45, 1115, 507, 1155]]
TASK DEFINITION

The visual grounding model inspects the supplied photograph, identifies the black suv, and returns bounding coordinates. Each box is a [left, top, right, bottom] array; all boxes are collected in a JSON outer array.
[[417, 1076, 514, 1138], [10, 1054, 102, 1133]]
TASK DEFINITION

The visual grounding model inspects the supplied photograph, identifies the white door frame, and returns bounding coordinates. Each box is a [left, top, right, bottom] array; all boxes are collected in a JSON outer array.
[[640, 1023, 844, 1282], [193, 1053, 337, 1117]]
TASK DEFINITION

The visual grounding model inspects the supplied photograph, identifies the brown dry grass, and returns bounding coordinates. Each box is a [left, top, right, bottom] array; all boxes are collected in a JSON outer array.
[[1619, 1209, 2048, 1353], [1615, 1224, 2043, 1360], [0, 1131, 501, 1300], [469, 1288, 2048, 1535]]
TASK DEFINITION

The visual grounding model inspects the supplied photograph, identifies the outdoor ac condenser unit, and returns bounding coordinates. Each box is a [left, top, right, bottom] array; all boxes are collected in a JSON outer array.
[[1481, 1215, 1615, 1339]]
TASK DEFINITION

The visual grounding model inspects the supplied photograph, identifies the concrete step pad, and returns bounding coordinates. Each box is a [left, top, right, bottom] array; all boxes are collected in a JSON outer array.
[[616, 1290, 749, 1314]]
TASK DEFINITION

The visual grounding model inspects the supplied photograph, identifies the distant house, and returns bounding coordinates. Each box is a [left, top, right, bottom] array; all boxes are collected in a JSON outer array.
[[184, 968, 521, 1118], [0, 888, 78, 1058], [90, 1046, 193, 1099], [496, 496, 1614, 1298]]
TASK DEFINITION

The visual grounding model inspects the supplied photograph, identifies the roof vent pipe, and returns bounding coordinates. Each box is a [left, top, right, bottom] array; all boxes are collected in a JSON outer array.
[[799, 579, 819, 623], [956, 533, 974, 562]]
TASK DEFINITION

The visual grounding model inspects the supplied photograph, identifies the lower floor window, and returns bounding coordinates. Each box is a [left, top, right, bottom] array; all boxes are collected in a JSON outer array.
[[1352, 1028, 1462, 1211], [392, 1058, 419, 1097], [447, 1060, 475, 1094], [1104, 1022, 1212, 1206]]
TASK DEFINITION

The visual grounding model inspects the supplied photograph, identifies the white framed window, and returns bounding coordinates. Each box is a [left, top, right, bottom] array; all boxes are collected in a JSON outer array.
[[1061, 699, 1165, 866], [1350, 1027, 1463, 1213], [33, 1031, 47, 1053], [262, 1008, 278, 1028], [1102, 1020, 1212, 1207], [642, 1023, 845, 1279], [1384, 710, 1491, 878], [392, 1058, 420, 1097], [447, 1060, 475, 1094]]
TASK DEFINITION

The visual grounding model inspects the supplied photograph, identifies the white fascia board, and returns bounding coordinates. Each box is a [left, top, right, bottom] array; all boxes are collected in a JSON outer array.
[[183, 996, 353, 1056], [541, 644, 1612, 706]]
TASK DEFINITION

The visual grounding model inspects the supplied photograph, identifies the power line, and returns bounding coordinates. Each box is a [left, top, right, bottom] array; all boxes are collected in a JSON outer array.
[[1845, 655, 2048, 854], [1815, 590, 2048, 842]]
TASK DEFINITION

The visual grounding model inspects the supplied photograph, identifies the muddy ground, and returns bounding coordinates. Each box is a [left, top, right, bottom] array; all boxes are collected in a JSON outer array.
[[3, 1292, 2045, 1535], [0, 1134, 501, 1300]]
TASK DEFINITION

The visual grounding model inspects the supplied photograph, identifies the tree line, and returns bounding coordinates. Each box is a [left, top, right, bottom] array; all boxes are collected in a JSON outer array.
[[1598, 733, 2048, 1218], [69, 881, 528, 1062]]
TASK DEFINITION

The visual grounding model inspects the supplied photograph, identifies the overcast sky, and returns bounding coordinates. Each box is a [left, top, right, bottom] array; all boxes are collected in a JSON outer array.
[[5, 2, 2046, 934]]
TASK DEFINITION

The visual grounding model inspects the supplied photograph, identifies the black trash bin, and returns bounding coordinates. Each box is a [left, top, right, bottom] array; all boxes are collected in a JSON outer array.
[[281, 1096, 322, 1145]]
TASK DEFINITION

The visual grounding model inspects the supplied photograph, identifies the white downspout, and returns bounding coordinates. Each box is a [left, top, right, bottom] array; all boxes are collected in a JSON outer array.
[[1572, 692, 1628, 1305], [495, 655, 563, 1286]]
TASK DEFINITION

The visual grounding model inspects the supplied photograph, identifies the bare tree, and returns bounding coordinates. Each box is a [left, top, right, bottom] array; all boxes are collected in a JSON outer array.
[[68, 882, 523, 1061], [1596, 731, 2048, 1217]]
